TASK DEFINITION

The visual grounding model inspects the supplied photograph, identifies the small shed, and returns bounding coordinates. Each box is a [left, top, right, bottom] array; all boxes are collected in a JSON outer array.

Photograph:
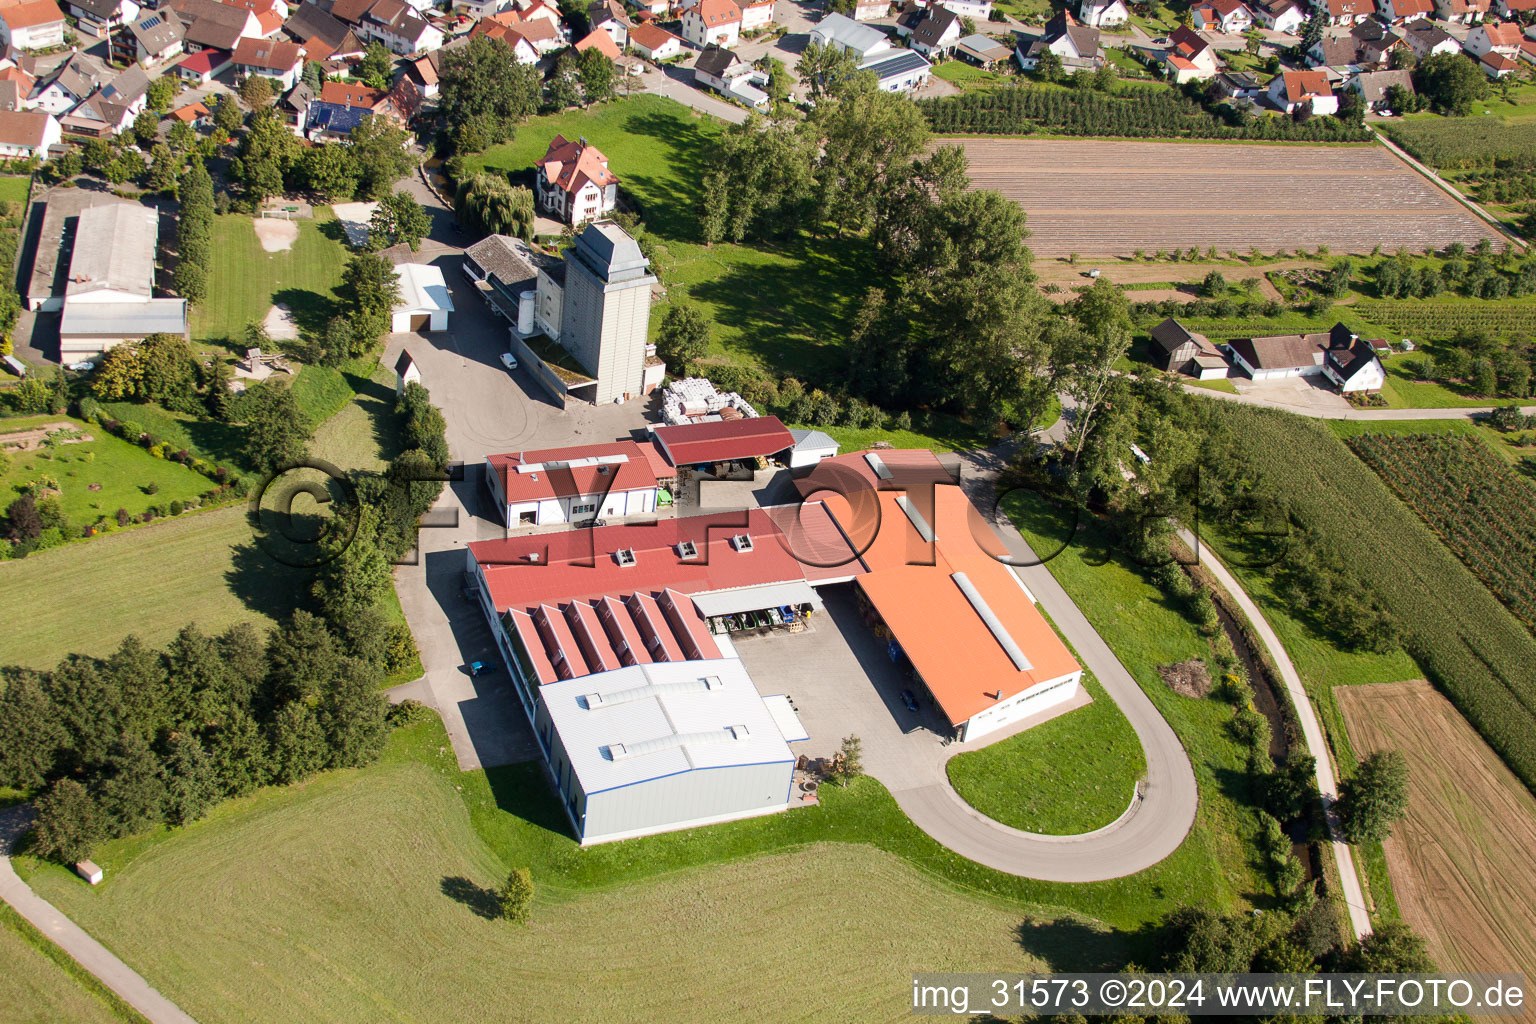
[[395, 348, 421, 394], [74, 860, 103, 885], [391, 263, 455, 333], [786, 428, 840, 469], [954, 32, 1012, 66]]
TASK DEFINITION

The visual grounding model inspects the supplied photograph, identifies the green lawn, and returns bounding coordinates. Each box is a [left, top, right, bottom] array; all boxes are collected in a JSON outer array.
[[947, 670, 1146, 833], [1001, 491, 1275, 911], [1378, 354, 1509, 409], [0, 415, 214, 529], [18, 718, 1114, 1024], [98, 401, 248, 471], [934, 60, 1010, 90], [0, 505, 307, 670], [0, 174, 30, 205], [0, 905, 146, 1024], [191, 209, 349, 348], [465, 96, 874, 382], [309, 363, 405, 474]]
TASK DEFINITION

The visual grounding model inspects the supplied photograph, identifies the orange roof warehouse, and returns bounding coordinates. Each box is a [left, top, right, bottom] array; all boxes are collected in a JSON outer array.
[[466, 445, 1083, 842]]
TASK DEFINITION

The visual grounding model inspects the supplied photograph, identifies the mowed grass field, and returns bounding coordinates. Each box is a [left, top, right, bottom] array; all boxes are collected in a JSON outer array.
[[0, 505, 307, 669], [191, 209, 349, 347], [1337, 681, 1536, 987], [466, 96, 874, 382], [21, 721, 1058, 1024], [0, 906, 145, 1024], [952, 138, 1504, 258], [947, 670, 1146, 834], [0, 174, 31, 205]]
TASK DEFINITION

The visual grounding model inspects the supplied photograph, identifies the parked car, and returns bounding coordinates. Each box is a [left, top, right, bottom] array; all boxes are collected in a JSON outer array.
[[500, 352, 518, 371], [900, 688, 918, 712], [67, 361, 95, 371]]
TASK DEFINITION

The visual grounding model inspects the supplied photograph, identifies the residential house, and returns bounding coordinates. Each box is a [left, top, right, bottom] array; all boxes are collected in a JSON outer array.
[[114, 9, 186, 65], [1345, 67, 1413, 109], [1493, 0, 1535, 16], [168, 97, 210, 124], [222, 0, 287, 35], [1376, 0, 1432, 21], [1324, 0, 1375, 23], [67, 0, 138, 34], [1401, 20, 1460, 55], [1268, 67, 1337, 111], [1465, 18, 1522, 55], [0, 0, 66, 52], [355, 0, 443, 54], [1479, 48, 1520, 73], [282, 2, 366, 58], [173, 46, 231, 82], [738, 0, 773, 29], [452, 0, 507, 14], [1228, 322, 1383, 392], [59, 65, 148, 136], [536, 134, 620, 225], [1149, 318, 1229, 380], [169, 0, 257, 52], [1159, 24, 1218, 81], [0, 107, 58, 156], [574, 25, 623, 57], [1519, 36, 1536, 63], [588, 0, 631, 45], [931, 0, 991, 18], [627, 20, 682, 59], [679, 0, 741, 47], [1078, 0, 1129, 26], [276, 78, 312, 132], [850, 0, 889, 18], [0, 63, 37, 111], [898, 2, 962, 57], [693, 43, 768, 107], [28, 51, 106, 113], [1251, 0, 1305, 31], [954, 31, 1011, 66], [1215, 68, 1264, 98], [1434, 0, 1490, 21], [469, 16, 542, 61], [402, 49, 441, 94], [858, 47, 931, 89], [231, 35, 305, 89], [1309, 22, 1405, 66], [808, 11, 891, 59], [1191, 0, 1252, 33]]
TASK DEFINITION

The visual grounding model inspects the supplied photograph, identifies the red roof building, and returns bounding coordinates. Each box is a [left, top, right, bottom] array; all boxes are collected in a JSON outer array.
[[574, 25, 622, 57], [651, 415, 795, 467], [484, 441, 663, 528]]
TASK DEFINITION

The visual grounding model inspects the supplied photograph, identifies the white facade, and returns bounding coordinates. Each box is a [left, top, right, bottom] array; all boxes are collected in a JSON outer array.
[[936, 0, 991, 16], [1, 15, 67, 52], [629, 28, 682, 59], [391, 263, 455, 332], [499, 483, 657, 527], [1079, 0, 1129, 25], [739, 0, 772, 29], [1324, 357, 1385, 392], [0, 112, 60, 158], [680, 0, 741, 46], [959, 669, 1082, 743]]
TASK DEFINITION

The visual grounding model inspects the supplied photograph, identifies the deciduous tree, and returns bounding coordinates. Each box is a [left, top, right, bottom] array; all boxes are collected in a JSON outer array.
[[1336, 749, 1409, 843]]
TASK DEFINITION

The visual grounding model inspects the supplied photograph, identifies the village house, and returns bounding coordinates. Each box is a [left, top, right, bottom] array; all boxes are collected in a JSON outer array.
[[900, 2, 963, 56], [1434, 0, 1491, 21], [1159, 24, 1218, 81], [1309, 21, 1406, 67], [0, 107, 58, 156], [858, 48, 932, 90], [1215, 68, 1264, 98], [1251, 0, 1305, 31], [66, 0, 138, 34], [679, 0, 741, 47], [231, 35, 305, 89], [1376, 0, 1433, 21], [402, 49, 441, 95], [59, 65, 148, 136], [1228, 322, 1385, 392], [1345, 67, 1413, 109], [282, 3, 366, 59], [627, 20, 683, 59], [0, 63, 38, 111], [1150, 318, 1230, 380], [1464, 18, 1522, 56], [738, 0, 774, 30], [168, 97, 211, 125], [1191, 0, 1253, 33], [469, 15, 543, 62], [173, 47, 231, 83], [1492, 0, 1535, 16], [1324, 0, 1375, 24], [0, 0, 66, 52], [1077, 0, 1129, 26], [1401, 19, 1461, 56], [587, 0, 631, 46], [1017, 9, 1106, 71], [1268, 67, 1338, 112], [1479, 48, 1520, 74], [536, 134, 620, 225], [169, 0, 258, 52], [574, 25, 623, 58], [113, 9, 186, 65], [693, 43, 768, 107], [850, 0, 889, 17]]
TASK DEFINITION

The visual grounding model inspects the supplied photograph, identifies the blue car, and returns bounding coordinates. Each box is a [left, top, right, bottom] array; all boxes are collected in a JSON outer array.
[[900, 689, 918, 712]]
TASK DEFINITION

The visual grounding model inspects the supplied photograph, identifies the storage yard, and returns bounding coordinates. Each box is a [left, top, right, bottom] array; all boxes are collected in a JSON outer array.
[[954, 139, 1505, 258]]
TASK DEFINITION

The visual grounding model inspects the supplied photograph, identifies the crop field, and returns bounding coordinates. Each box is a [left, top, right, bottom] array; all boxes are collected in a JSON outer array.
[[1382, 119, 1536, 173], [1351, 301, 1536, 342], [1336, 681, 1536, 985], [952, 139, 1504, 258], [1349, 434, 1536, 633], [1206, 404, 1536, 797]]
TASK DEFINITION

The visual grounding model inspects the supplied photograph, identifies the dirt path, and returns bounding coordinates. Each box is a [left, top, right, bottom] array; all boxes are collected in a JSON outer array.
[[1035, 257, 1327, 303]]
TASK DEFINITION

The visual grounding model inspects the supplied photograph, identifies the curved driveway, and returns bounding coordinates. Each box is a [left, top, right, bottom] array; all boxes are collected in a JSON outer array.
[[867, 455, 1201, 884]]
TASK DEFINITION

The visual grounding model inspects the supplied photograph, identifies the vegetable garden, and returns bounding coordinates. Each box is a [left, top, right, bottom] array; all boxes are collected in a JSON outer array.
[[1349, 434, 1536, 633], [1204, 404, 1536, 797]]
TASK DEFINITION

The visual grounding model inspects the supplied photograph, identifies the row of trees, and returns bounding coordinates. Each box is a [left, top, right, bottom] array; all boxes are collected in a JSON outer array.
[[173, 159, 215, 305]]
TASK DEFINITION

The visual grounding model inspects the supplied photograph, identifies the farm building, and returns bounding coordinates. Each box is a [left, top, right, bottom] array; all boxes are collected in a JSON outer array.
[[808, 11, 891, 59], [786, 428, 840, 469], [1149, 318, 1229, 379], [56, 202, 188, 357], [391, 262, 454, 332], [651, 415, 796, 469], [1228, 322, 1384, 392], [533, 658, 798, 844], [462, 232, 560, 336], [483, 440, 665, 528], [954, 32, 1012, 66]]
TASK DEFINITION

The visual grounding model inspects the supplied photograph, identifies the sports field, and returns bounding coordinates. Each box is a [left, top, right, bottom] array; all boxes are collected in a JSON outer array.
[[23, 723, 1057, 1024], [952, 139, 1504, 258], [1336, 681, 1536, 988]]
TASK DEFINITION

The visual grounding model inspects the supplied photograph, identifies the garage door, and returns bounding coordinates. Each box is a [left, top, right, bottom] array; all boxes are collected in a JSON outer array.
[[409, 313, 431, 331]]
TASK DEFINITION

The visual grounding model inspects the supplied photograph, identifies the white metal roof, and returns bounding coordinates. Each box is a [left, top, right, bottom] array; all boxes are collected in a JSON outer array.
[[59, 298, 187, 336], [66, 204, 157, 300], [762, 694, 808, 742], [789, 428, 839, 453], [690, 580, 822, 618], [392, 262, 456, 314], [541, 658, 795, 794]]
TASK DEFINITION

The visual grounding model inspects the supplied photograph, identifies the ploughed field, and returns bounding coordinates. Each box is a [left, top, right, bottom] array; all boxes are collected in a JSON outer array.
[[1336, 681, 1536, 996], [954, 139, 1505, 258]]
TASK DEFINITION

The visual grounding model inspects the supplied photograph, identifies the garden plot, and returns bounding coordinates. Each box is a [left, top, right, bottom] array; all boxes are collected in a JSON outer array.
[[952, 139, 1504, 258]]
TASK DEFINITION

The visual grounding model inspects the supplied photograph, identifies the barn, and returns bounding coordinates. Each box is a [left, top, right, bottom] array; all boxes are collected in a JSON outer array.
[[391, 262, 454, 333]]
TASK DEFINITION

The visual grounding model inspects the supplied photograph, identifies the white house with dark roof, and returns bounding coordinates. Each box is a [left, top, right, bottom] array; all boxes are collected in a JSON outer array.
[[1228, 323, 1382, 392], [693, 43, 768, 107], [1401, 20, 1460, 56], [1251, 0, 1305, 31], [898, 2, 962, 57], [1345, 68, 1414, 110]]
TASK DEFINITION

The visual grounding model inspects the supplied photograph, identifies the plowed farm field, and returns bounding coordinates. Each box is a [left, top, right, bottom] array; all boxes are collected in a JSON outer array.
[[954, 139, 1505, 258], [1337, 680, 1536, 1012]]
